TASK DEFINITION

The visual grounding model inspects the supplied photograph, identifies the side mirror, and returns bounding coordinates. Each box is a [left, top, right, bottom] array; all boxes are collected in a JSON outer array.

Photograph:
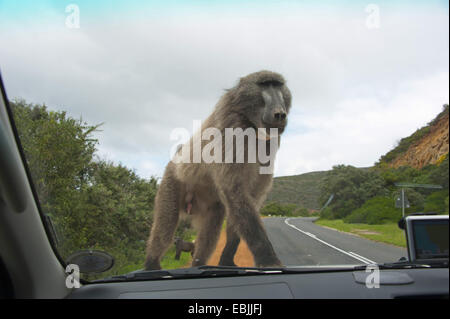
[[66, 250, 114, 274], [398, 218, 405, 230]]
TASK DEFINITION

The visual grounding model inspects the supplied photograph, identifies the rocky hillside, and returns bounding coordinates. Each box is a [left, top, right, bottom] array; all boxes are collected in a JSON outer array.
[[378, 104, 449, 169]]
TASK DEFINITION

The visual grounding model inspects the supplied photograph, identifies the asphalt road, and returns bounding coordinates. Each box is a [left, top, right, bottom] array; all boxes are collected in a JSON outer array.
[[262, 217, 407, 266]]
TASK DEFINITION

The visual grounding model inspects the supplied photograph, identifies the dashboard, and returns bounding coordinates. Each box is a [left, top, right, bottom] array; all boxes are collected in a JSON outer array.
[[68, 268, 449, 299]]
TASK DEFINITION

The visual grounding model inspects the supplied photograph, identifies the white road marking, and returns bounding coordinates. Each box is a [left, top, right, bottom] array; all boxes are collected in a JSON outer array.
[[284, 218, 376, 265], [348, 251, 375, 264], [304, 232, 316, 238]]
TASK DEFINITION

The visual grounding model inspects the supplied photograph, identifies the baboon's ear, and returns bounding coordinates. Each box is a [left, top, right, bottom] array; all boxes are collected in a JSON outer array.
[[238, 76, 247, 86]]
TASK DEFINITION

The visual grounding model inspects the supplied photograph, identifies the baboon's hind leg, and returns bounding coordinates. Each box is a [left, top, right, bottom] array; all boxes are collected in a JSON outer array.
[[191, 202, 225, 267], [144, 171, 181, 270], [218, 224, 240, 266]]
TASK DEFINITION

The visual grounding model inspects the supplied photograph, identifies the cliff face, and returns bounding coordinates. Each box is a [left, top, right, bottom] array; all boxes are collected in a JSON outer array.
[[390, 110, 449, 169]]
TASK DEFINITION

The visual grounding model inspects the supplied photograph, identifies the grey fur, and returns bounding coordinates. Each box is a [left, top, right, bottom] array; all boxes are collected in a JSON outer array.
[[144, 70, 292, 270]]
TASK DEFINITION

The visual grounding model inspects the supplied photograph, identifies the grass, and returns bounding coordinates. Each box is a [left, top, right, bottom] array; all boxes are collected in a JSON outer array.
[[315, 219, 406, 248], [161, 246, 193, 269]]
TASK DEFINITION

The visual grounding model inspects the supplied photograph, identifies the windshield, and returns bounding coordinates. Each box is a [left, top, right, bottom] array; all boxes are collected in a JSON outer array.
[[0, 0, 448, 282]]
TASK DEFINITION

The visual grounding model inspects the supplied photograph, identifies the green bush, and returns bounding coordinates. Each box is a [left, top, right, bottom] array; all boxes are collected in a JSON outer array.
[[424, 190, 449, 213], [261, 201, 309, 217], [379, 166, 421, 188], [344, 196, 402, 225], [319, 207, 334, 220], [295, 207, 310, 217]]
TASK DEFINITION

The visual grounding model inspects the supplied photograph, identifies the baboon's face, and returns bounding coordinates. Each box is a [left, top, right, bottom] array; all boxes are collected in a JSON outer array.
[[258, 81, 290, 135], [236, 74, 292, 137]]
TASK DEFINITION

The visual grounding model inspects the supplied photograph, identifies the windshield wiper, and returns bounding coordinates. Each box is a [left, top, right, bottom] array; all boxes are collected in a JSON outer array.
[[92, 266, 284, 283], [91, 265, 359, 283]]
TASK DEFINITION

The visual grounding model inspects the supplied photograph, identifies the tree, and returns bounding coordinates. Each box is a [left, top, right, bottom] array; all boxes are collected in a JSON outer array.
[[11, 99, 101, 254], [319, 165, 387, 219], [10, 99, 160, 276]]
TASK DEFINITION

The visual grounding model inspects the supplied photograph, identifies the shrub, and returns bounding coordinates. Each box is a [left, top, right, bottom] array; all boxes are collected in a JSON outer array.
[[319, 207, 334, 220], [295, 207, 310, 217], [261, 201, 308, 217], [424, 190, 449, 213], [345, 196, 402, 225]]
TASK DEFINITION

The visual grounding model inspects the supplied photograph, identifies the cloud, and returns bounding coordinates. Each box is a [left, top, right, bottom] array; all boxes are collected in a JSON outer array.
[[0, 3, 448, 178], [276, 71, 449, 176]]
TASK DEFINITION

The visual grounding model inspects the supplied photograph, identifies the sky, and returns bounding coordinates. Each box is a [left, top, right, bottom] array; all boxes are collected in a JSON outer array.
[[0, 0, 448, 179]]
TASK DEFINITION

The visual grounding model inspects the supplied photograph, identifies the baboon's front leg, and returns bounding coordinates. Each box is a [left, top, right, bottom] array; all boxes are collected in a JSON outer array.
[[175, 247, 181, 260], [222, 189, 281, 268], [191, 202, 225, 267], [218, 224, 240, 266]]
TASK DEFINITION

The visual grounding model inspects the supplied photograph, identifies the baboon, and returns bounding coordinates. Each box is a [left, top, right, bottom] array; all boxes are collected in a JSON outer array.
[[145, 70, 292, 270], [174, 237, 195, 260]]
